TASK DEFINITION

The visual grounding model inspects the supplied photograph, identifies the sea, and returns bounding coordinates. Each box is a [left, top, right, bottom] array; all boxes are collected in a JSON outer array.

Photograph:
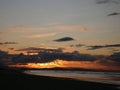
[[24, 70, 120, 88]]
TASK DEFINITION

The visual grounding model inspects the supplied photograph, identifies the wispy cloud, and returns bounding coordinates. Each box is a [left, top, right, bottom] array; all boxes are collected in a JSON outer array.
[[16, 47, 58, 51], [96, 0, 110, 4], [0, 27, 49, 35], [0, 42, 18, 46], [8, 27, 48, 32], [22, 32, 57, 39], [95, 0, 120, 17], [53, 25, 90, 32], [107, 12, 120, 16], [1, 24, 90, 34], [96, 0, 120, 4], [70, 44, 85, 47], [88, 44, 120, 50]]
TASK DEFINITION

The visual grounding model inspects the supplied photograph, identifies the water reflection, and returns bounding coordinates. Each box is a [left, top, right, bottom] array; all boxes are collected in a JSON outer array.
[[24, 70, 120, 85]]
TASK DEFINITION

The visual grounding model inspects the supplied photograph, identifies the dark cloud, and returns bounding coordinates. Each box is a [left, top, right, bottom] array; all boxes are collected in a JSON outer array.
[[96, 0, 120, 4], [88, 46, 104, 50], [16, 47, 62, 52], [53, 37, 74, 42], [70, 44, 85, 47], [88, 44, 120, 50], [0, 50, 9, 67], [39, 51, 97, 62], [0, 42, 18, 45], [96, 0, 110, 4], [12, 53, 40, 63], [12, 49, 98, 63], [16, 47, 43, 51], [0, 47, 120, 70], [12, 50, 120, 66], [107, 52, 120, 62], [0, 50, 8, 59], [96, 0, 120, 17], [107, 12, 120, 16], [9, 46, 120, 64]]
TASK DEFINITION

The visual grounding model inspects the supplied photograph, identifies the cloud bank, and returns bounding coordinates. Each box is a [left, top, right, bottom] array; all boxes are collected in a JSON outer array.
[[0, 48, 120, 71]]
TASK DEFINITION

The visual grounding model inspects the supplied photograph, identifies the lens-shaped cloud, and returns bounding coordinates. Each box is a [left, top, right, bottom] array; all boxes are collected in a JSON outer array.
[[54, 37, 74, 42]]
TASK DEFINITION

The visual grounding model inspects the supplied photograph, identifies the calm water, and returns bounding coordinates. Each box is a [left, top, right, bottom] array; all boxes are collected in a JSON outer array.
[[24, 70, 120, 86]]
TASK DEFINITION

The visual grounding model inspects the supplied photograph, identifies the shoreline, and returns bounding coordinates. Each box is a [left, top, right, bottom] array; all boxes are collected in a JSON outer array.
[[0, 68, 119, 90], [24, 69, 120, 85]]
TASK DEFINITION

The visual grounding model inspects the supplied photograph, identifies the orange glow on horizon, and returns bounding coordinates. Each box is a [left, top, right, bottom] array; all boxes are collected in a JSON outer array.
[[9, 59, 120, 71]]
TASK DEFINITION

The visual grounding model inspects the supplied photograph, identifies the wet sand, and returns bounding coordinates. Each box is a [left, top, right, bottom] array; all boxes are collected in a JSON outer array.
[[0, 69, 119, 90]]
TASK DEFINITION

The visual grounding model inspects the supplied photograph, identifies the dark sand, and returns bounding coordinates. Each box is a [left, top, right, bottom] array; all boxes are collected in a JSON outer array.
[[0, 69, 119, 90]]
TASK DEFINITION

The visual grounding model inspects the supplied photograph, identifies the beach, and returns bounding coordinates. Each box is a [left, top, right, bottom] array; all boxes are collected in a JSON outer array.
[[0, 68, 119, 90]]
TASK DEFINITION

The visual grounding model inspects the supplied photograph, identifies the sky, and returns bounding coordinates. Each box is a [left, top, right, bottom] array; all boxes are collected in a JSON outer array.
[[0, 0, 120, 55], [0, 0, 120, 71]]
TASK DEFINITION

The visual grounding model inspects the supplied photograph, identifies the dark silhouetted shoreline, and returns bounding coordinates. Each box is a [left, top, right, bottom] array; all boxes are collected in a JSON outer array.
[[0, 68, 119, 90]]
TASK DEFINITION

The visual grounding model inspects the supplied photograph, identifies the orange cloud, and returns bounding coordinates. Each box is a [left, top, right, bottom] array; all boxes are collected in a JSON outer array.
[[0, 24, 90, 34], [0, 27, 49, 34], [22, 32, 57, 39], [53, 25, 90, 32], [9, 59, 120, 71], [9, 27, 49, 32]]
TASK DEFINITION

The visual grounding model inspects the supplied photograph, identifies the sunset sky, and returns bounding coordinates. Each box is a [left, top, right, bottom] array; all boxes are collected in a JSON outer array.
[[0, 0, 120, 71], [0, 0, 120, 55]]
